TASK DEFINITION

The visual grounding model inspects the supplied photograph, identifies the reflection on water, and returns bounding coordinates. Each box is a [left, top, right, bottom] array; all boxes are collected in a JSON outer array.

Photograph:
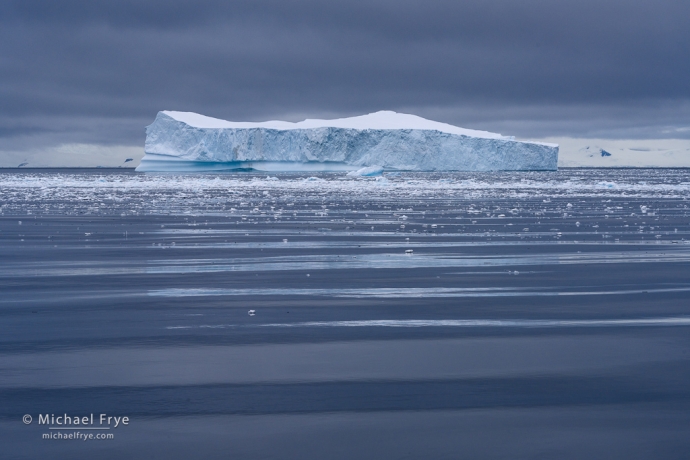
[[152, 286, 690, 298], [1, 169, 690, 459]]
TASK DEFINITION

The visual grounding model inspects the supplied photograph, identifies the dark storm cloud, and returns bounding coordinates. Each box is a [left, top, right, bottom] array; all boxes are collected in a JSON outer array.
[[1, 0, 689, 147]]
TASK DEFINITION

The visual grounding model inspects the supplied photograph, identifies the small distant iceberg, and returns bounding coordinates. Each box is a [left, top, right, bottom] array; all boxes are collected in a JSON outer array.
[[347, 165, 384, 177], [137, 110, 558, 172]]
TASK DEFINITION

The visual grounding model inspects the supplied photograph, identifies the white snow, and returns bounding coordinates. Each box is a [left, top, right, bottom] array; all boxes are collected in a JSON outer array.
[[163, 110, 514, 140], [539, 137, 690, 168]]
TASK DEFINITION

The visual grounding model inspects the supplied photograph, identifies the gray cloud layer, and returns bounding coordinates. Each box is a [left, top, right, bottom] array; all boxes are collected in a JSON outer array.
[[1, 0, 689, 150]]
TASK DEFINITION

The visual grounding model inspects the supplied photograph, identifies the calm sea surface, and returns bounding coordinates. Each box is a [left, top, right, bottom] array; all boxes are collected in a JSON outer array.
[[2, 168, 690, 459]]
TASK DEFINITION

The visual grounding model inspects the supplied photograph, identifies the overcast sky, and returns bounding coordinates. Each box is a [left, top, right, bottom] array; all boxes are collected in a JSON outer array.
[[1, 0, 689, 165]]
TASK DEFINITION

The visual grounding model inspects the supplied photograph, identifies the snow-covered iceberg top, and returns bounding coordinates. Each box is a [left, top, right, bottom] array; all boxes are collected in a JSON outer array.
[[138, 111, 558, 172], [163, 110, 512, 140]]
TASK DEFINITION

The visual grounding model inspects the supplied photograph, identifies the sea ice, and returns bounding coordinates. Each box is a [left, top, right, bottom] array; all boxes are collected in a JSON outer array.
[[137, 111, 558, 172], [347, 166, 384, 177]]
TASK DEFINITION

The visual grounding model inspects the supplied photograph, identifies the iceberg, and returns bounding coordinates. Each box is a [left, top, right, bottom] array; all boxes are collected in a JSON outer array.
[[347, 165, 385, 177], [137, 111, 558, 172]]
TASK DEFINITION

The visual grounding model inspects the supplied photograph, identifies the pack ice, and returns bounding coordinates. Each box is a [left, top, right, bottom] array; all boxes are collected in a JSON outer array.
[[137, 111, 558, 172]]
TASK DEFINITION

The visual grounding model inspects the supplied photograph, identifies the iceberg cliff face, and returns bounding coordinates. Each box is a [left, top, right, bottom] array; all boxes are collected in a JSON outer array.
[[137, 111, 558, 172]]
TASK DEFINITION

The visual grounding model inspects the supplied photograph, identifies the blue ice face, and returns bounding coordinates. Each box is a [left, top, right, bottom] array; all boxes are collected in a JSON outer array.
[[137, 112, 559, 172]]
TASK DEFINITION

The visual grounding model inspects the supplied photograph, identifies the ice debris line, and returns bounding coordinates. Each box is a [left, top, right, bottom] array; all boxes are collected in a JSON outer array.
[[137, 111, 558, 172]]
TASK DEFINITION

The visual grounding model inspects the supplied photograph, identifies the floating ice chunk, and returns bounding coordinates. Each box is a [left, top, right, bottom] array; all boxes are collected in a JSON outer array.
[[137, 111, 558, 172], [347, 165, 384, 177]]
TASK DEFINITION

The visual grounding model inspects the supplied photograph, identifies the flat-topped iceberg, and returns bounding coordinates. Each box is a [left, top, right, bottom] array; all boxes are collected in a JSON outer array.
[[137, 111, 558, 172]]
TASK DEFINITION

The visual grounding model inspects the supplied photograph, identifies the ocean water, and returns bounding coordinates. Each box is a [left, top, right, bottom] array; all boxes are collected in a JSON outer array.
[[1, 168, 690, 459]]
